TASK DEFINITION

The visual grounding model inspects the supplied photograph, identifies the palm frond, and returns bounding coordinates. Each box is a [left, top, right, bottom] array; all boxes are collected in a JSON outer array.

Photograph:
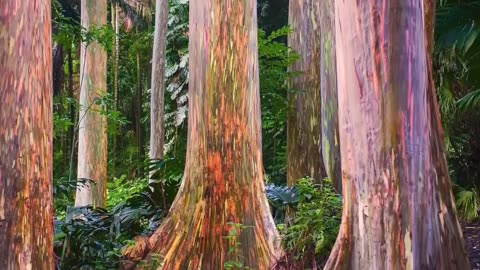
[[456, 88, 480, 111]]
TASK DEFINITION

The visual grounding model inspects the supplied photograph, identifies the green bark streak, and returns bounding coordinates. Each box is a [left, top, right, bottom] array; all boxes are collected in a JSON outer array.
[[320, 0, 342, 192], [0, 1, 54, 268], [287, 0, 326, 186]]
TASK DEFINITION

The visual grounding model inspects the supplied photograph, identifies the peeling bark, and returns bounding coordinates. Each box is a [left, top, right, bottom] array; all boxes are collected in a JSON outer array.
[[149, 0, 168, 184], [0, 1, 54, 268], [135, 0, 280, 268], [75, 0, 108, 207], [320, 0, 342, 192], [324, 1, 470, 269], [287, 0, 326, 186]]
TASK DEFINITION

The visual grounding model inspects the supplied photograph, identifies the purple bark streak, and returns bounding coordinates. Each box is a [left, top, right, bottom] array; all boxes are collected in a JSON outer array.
[[324, 1, 470, 269]]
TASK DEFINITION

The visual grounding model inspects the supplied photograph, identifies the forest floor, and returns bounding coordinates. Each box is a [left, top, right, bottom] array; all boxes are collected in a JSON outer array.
[[463, 219, 480, 269]]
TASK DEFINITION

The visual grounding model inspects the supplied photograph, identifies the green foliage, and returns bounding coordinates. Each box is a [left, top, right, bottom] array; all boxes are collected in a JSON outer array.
[[55, 185, 165, 269], [456, 186, 480, 221], [434, 0, 480, 190], [107, 175, 148, 208], [282, 178, 342, 268], [258, 26, 298, 184]]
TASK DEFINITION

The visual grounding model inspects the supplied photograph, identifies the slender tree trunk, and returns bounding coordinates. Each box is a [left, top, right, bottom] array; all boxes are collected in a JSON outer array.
[[324, 1, 470, 269], [149, 0, 168, 185], [287, 0, 326, 186], [319, 0, 342, 192], [53, 43, 65, 97], [115, 4, 120, 111], [75, 0, 108, 207], [0, 1, 54, 268], [125, 0, 280, 268], [68, 48, 75, 162], [136, 51, 145, 169]]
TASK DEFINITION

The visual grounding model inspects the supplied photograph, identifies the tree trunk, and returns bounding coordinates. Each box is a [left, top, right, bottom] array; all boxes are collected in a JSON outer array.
[[127, 0, 280, 268], [135, 51, 145, 169], [75, 0, 108, 207], [149, 0, 168, 185], [287, 0, 326, 186], [0, 1, 54, 268], [53, 43, 65, 97], [319, 0, 342, 192], [114, 3, 120, 111], [324, 1, 470, 269], [67, 48, 75, 162]]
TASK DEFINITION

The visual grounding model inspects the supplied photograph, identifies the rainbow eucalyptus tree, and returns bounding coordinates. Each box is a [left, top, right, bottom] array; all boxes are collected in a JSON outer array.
[[324, 0, 470, 269], [135, 0, 280, 268], [320, 0, 341, 191], [149, 0, 168, 185], [75, 0, 108, 207], [0, 1, 54, 268], [287, 0, 326, 186]]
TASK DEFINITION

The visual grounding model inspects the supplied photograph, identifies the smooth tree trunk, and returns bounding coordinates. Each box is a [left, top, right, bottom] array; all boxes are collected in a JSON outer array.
[[0, 1, 54, 268], [324, 1, 470, 269], [135, 51, 145, 168], [287, 0, 326, 186], [149, 0, 168, 184], [114, 3, 120, 111], [319, 0, 341, 192], [126, 0, 280, 268], [67, 48, 75, 161], [75, 0, 108, 207]]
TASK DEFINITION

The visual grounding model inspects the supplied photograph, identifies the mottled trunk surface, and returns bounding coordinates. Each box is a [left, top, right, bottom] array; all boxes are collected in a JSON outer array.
[[149, 0, 168, 184], [75, 0, 108, 207], [140, 0, 280, 268], [287, 0, 326, 186], [319, 0, 341, 192], [0, 1, 54, 268], [324, 1, 470, 269]]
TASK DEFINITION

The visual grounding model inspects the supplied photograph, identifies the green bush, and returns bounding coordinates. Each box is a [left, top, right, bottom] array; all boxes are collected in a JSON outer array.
[[281, 178, 342, 268], [456, 185, 479, 221]]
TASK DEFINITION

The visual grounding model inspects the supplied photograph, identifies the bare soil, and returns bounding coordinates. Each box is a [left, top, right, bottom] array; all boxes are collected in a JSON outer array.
[[462, 219, 480, 270]]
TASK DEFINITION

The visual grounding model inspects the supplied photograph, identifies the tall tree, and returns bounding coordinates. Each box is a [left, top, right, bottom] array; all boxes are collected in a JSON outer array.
[[0, 1, 54, 268], [319, 0, 341, 192], [324, 0, 470, 269], [149, 0, 168, 185], [287, 0, 326, 185], [75, 0, 108, 207], [127, 0, 280, 268]]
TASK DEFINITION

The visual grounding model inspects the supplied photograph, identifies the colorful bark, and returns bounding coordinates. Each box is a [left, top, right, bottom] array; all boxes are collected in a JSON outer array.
[[149, 0, 168, 184], [75, 0, 108, 207], [324, 1, 470, 269], [0, 1, 54, 268], [136, 0, 280, 268], [287, 0, 326, 185], [319, 0, 342, 192]]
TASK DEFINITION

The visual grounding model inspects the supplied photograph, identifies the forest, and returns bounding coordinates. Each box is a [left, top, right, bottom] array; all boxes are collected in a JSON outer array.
[[1, 0, 480, 269]]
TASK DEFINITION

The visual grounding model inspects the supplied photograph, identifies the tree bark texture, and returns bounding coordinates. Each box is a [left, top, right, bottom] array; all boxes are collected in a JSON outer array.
[[140, 0, 280, 268], [319, 0, 342, 192], [0, 1, 54, 268], [75, 0, 108, 207], [324, 1, 470, 269], [149, 0, 168, 183], [287, 0, 326, 185]]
